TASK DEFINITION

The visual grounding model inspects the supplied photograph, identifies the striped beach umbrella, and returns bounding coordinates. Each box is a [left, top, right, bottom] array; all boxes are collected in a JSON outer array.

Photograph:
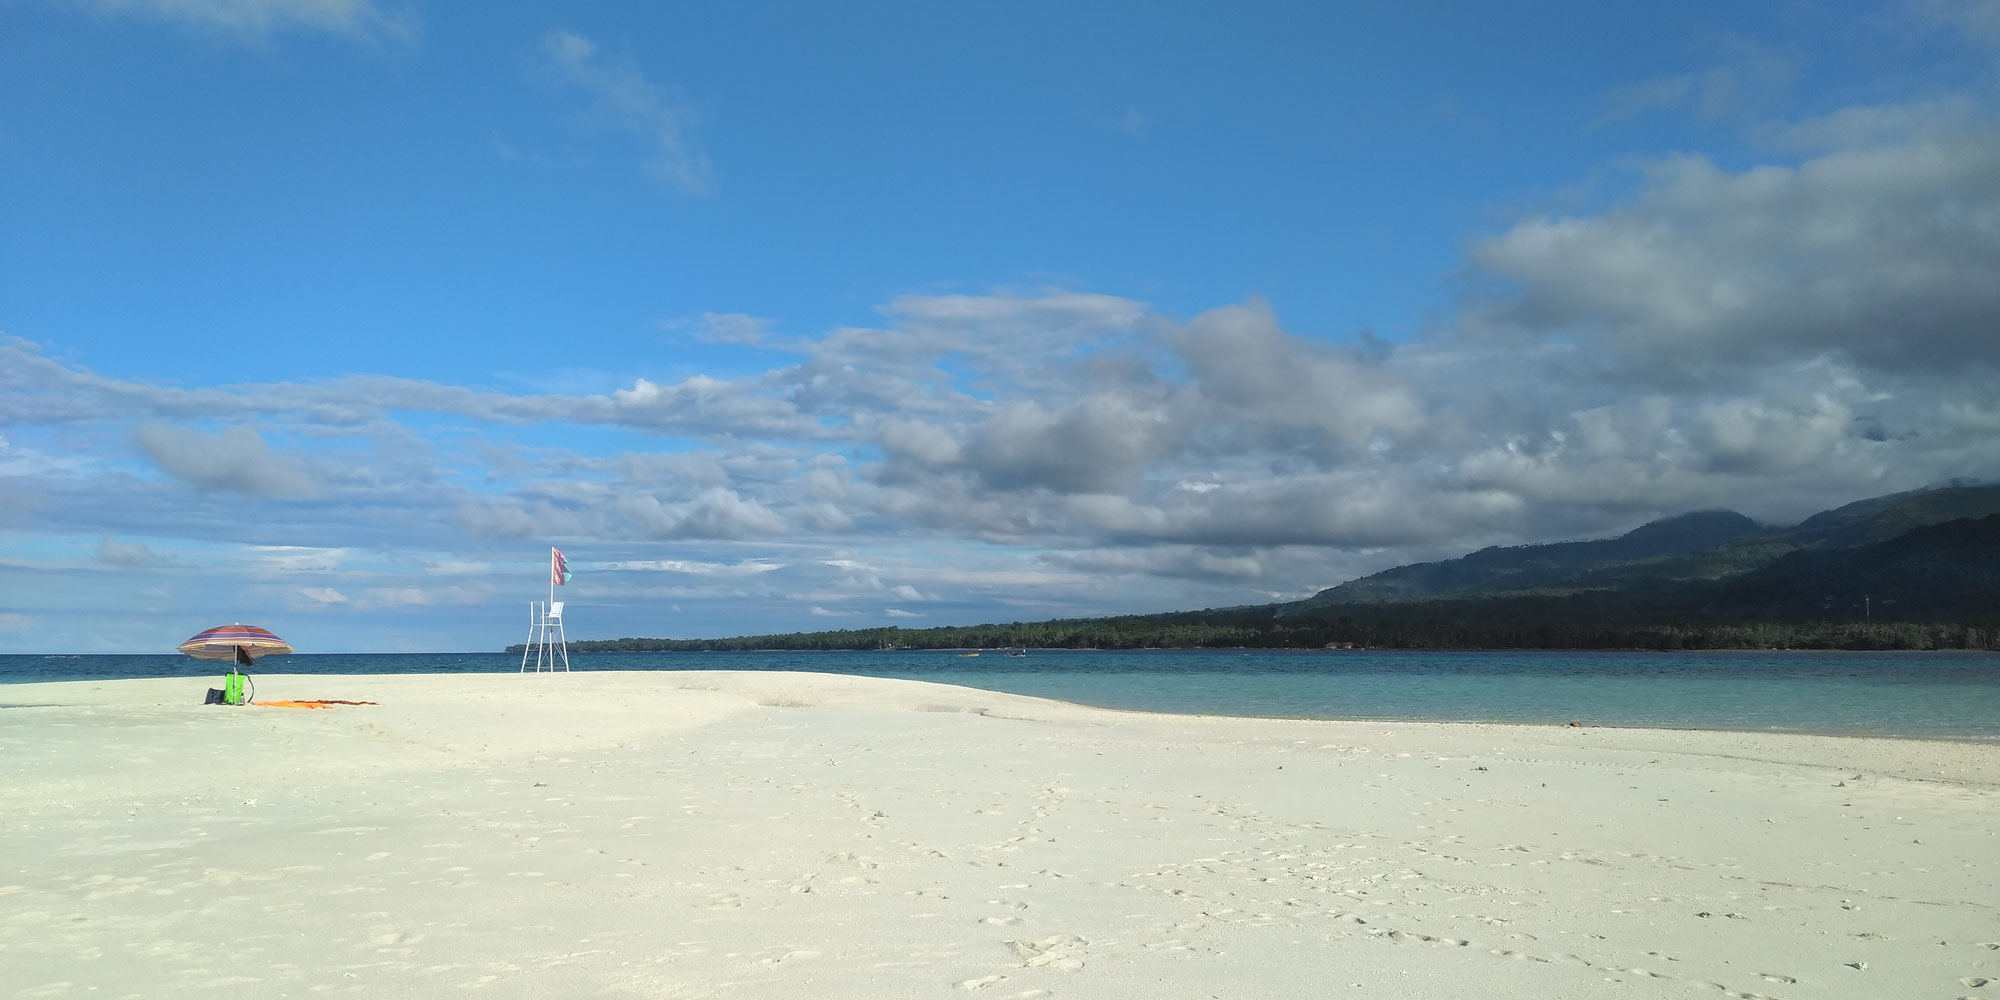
[[177, 623, 295, 663]]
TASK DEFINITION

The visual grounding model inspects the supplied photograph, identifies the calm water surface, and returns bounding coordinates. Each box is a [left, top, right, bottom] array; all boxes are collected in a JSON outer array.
[[5, 649, 1998, 741]]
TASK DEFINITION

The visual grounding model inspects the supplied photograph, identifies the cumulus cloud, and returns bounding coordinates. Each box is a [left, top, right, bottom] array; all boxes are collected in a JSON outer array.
[[615, 449, 716, 481], [877, 418, 962, 466], [884, 608, 919, 618], [961, 394, 1174, 494], [1467, 120, 2000, 377], [1755, 97, 1980, 152], [614, 488, 787, 540], [1168, 301, 1425, 460], [544, 30, 710, 193], [134, 424, 321, 498], [798, 502, 855, 533]]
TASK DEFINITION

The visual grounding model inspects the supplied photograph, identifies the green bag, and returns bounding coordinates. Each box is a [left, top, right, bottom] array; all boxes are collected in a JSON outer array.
[[223, 672, 246, 706]]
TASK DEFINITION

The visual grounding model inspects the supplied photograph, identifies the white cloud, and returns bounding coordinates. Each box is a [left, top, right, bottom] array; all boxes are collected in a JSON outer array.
[[544, 30, 710, 193], [798, 502, 855, 533], [1755, 97, 1979, 152], [70, 0, 414, 43], [1466, 121, 2000, 376], [252, 545, 344, 573], [1589, 42, 1793, 128], [1918, 0, 2000, 48], [425, 560, 491, 576], [670, 312, 773, 346], [296, 587, 348, 606], [363, 587, 430, 607], [620, 451, 733, 488], [598, 558, 781, 576], [1043, 546, 1267, 582], [877, 418, 963, 466], [134, 424, 321, 498], [1167, 302, 1425, 459], [884, 608, 919, 618], [962, 394, 1175, 494], [614, 488, 787, 540], [95, 536, 163, 567]]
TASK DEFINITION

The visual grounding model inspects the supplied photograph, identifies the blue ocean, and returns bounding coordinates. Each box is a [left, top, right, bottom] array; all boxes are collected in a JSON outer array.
[[7, 648, 1999, 741]]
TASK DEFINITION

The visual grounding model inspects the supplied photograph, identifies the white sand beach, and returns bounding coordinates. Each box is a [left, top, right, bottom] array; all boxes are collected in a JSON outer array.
[[2, 670, 1995, 999]]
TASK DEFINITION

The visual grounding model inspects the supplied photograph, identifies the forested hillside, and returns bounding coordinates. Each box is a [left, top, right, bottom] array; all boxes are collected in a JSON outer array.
[[523, 485, 2000, 654]]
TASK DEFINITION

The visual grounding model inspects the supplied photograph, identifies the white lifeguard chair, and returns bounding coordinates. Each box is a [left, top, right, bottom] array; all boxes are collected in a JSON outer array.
[[520, 600, 570, 672]]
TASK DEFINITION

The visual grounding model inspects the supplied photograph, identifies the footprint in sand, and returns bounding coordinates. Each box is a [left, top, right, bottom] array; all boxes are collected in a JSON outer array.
[[757, 949, 822, 966], [957, 973, 1007, 991], [1008, 934, 1086, 971], [1371, 928, 1469, 947], [369, 930, 424, 956]]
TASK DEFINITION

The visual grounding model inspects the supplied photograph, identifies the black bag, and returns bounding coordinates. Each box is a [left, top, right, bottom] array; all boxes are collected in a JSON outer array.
[[204, 688, 225, 705]]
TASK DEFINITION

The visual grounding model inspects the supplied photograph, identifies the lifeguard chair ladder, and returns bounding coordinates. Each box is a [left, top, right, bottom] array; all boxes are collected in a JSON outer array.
[[520, 600, 570, 672]]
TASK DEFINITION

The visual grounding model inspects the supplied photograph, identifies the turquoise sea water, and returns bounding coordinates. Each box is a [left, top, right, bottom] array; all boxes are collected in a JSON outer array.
[[6, 648, 1999, 741]]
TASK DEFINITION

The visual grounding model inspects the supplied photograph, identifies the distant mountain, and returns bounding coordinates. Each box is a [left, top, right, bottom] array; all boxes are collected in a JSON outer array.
[[555, 482, 2000, 654], [1301, 509, 1764, 605], [1711, 513, 2000, 623], [1293, 482, 2000, 610], [1778, 481, 2000, 547]]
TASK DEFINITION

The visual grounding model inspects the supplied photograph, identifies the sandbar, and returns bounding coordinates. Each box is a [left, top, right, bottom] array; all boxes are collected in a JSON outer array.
[[2, 670, 1995, 998]]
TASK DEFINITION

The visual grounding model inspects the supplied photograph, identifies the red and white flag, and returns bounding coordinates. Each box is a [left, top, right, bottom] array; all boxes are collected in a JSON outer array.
[[551, 547, 572, 586]]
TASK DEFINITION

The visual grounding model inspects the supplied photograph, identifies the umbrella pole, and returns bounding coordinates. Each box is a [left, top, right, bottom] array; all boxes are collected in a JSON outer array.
[[227, 645, 252, 705]]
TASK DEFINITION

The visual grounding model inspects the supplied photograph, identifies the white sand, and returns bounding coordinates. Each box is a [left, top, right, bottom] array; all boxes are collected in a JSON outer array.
[[2, 671, 1995, 999]]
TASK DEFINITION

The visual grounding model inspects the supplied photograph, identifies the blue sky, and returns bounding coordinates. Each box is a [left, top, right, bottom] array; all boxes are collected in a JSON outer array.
[[3, 0, 1998, 653]]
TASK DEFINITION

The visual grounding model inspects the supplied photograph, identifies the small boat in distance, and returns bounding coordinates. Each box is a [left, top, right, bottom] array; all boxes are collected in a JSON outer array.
[[1006, 649, 1028, 657], [958, 651, 980, 657]]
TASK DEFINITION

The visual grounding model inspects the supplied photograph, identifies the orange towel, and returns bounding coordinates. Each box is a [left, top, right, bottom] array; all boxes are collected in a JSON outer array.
[[252, 699, 379, 709]]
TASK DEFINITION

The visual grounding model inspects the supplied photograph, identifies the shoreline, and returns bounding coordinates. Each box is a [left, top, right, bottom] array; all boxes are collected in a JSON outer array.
[[10, 668, 1999, 750], [5, 655, 1998, 745], [15, 644, 2000, 660]]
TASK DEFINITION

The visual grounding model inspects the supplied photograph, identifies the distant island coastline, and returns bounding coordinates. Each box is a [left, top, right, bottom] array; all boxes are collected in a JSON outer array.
[[517, 483, 2000, 655]]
